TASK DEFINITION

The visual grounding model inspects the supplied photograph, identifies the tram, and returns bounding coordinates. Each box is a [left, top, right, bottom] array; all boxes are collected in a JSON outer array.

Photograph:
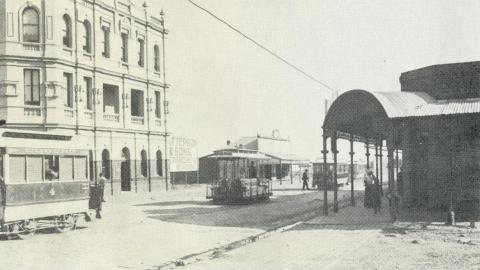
[[0, 147, 90, 238], [312, 162, 364, 189], [205, 149, 272, 204]]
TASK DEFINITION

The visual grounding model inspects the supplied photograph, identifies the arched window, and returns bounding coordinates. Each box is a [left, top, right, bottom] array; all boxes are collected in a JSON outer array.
[[101, 149, 111, 179], [83, 20, 91, 53], [154, 45, 160, 72], [156, 150, 163, 176], [140, 150, 148, 177], [22, 8, 40, 43], [62, 14, 72, 48]]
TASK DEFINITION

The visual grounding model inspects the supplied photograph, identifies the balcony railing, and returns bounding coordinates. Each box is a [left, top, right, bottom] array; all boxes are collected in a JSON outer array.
[[23, 43, 40, 51], [103, 113, 120, 122], [24, 107, 41, 116], [131, 116, 145, 125], [64, 108, 74, 118], [84, 111, 94, 120]]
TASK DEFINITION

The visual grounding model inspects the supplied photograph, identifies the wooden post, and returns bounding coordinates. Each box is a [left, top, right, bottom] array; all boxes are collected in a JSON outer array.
[[395, 148, 399, 177], [380, 140, 384, 189], [349, 134, 355, 207], [322, 131, 329, 215], [375, 143, 379, 179], [366, 142, 370, 170], [332, 132, 339, 213], [387, 143, 396, 221], [290, 162, 293, 184]]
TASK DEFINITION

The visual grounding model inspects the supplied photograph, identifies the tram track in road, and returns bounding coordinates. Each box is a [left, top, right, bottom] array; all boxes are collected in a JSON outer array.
[[151, 191, 363, 270]]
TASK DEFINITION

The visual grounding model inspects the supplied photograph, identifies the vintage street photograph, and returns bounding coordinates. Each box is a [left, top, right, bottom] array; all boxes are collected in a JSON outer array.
[[0, 0, 479, 269]]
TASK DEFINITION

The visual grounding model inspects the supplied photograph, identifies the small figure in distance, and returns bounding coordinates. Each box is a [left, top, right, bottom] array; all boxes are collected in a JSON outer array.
[[302, 169, 310, 190]]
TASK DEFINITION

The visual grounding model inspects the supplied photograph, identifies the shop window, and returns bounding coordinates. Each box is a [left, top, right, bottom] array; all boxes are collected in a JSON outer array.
[[22, 8, 40, 43]]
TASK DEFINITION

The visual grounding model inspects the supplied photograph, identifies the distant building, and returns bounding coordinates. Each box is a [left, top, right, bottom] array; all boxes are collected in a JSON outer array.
[[0, 0, 169, 195]]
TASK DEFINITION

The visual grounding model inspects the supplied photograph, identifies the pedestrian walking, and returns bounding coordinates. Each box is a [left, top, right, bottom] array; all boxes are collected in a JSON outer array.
[[98, 172, 107, 203], [302, 169, 310, 190], [94, 173, 107, 219]]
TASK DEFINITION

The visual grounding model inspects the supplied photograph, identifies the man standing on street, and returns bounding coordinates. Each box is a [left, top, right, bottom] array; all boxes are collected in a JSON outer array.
[[302, 169, 310, 190], [98, 172, 107, 203]]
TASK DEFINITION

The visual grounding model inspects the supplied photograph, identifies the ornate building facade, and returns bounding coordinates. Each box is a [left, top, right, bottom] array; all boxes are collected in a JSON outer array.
[[0, 0, 169, 195]]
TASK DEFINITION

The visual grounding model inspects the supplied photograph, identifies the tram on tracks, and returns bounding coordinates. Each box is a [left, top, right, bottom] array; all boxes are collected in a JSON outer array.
[[0, 146, 91, 239], [204, 149, 272, 204], [312, 161, 366, 190]]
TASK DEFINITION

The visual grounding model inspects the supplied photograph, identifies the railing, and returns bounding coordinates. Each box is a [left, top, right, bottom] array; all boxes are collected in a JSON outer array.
[[131, 116, 144, 125], [23, 43, 40, 51], [64, 108, 74, 118], [103, 113, 120, 122], [24, 107, 41, 116], [84, 111, 94, 120]]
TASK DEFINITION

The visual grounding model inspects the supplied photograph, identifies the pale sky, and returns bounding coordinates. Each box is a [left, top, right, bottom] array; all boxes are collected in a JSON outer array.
[[147, 0, 480, 158]]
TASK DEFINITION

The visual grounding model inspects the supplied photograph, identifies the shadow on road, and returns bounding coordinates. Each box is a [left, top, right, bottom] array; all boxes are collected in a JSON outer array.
[[136, 192, 325, 230]]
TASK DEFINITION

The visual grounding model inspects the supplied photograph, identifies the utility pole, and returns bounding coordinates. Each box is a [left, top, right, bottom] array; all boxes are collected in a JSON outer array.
[[160, 10, 170, 191]]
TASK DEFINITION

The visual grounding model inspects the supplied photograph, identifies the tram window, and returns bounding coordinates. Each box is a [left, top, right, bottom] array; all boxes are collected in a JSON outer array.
[[44, 155, 59, 181], [9, 155, 26, 183], [27, 156, 43, 182], [74, 156, 87, 180], [60, 156, 73, 180]]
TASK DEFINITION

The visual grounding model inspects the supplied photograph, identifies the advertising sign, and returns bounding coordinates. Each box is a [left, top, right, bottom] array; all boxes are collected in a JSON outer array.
[[169, 137, 198, 172]]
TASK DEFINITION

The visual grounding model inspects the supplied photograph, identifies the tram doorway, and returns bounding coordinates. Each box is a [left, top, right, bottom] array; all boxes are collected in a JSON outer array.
[[121, 147, 131, 191]]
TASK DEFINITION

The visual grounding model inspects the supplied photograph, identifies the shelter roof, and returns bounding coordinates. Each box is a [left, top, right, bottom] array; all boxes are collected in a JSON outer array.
[[264, 152, 310, 163]]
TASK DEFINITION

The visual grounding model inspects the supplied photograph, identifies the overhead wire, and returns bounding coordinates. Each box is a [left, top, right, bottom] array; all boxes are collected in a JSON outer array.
[[186, 0, 337, 94]]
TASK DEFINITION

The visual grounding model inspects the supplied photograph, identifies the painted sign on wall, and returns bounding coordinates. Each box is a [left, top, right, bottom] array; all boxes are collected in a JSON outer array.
[[169, 137, 198, 172]]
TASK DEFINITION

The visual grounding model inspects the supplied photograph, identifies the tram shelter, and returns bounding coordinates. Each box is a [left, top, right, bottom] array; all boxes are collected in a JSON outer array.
[[322, 61, 480, 221]]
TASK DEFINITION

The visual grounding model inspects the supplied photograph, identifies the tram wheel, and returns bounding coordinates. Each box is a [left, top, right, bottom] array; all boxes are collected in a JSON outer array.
[[19, 219, 37, 239], [55, 215, 74, 233]]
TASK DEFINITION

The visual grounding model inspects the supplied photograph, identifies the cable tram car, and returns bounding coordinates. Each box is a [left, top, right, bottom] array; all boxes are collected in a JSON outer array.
[[205, 149, 272, 204], [0, 147, 90, 238], [312, 161, 351, 190]]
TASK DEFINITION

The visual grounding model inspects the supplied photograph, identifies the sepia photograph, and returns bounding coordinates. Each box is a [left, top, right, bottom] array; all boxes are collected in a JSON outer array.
[[0, 0, 479, 269]]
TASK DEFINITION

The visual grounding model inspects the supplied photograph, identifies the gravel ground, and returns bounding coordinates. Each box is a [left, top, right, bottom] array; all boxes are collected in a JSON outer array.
[[182, 196, 480, 270]]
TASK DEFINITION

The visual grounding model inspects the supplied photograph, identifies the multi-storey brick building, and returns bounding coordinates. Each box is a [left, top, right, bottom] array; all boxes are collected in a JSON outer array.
[[0, 0, 169, 195]]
